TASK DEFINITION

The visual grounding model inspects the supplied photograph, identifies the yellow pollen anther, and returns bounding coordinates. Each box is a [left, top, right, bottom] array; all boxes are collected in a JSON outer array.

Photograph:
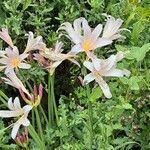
[[82, 40, 93, 52], [10, 58, 20, 67]]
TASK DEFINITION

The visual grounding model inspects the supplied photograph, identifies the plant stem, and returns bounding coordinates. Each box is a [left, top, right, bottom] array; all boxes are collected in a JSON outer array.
[[50, 74, 59, 125], [48, 74, 54, 126], [0, 90, 9, 100], [39, 104, 48, 124], [84, 65, 93, 150], [34, 107, 44, 142], [19, 70, 33, 92], [28, 124, 45, 150], [0, 97, 7, 106], [86, 85, 93, 150], [0, 90, 8, 106], [32, 109, 35, 128]]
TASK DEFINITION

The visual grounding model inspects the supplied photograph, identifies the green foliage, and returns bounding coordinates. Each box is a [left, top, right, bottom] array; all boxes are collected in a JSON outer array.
[[0, 120, 18, 149], [89, 87, 102, 102], [0, 0, 149, 149]]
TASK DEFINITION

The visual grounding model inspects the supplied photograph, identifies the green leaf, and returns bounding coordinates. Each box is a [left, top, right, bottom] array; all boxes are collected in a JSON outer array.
[[120, 77, 129, 85], [0, 1, 6, 25], [22, 0, 31, 11], [128, 76, 143, 90], [89, 87, 102, 102], [131, 21, 145, 45], [135, 43, 150, 61], [126, 43, 150, 61]]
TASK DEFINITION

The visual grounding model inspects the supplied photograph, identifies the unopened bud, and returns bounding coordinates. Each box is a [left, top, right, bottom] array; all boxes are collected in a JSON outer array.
[[15, 128, 28, 148]]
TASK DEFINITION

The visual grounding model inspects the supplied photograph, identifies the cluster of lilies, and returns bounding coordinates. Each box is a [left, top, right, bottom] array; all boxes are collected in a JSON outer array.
[[0, 14, 130, 140]]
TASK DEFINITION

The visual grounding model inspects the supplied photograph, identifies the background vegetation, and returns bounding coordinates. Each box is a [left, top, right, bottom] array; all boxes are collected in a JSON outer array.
[[0, 0, 149, 149]]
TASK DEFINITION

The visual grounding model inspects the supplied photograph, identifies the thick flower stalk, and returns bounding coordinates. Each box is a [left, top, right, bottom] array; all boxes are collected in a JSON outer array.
[[58, 18, 112, 55], [0, 47, 30, 74], [83, 52, 130, 98], [0, 97, 32, 139]]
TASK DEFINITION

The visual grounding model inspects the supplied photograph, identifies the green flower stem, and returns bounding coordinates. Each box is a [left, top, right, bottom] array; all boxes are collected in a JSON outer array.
[[84, 65, 93, 150], [34, 107, 44, 142], [0, 96, 7, 106], [32, 109, 35, 128], [86, 85, 93, 150], [48, 73, 54, 126], [28, 124, 45, 150], [19, 70, 33, 92], [0, 90, 9, 100], [39, 104, 49, 124], [0, 90, 8, 106], [50, 74, 59, 125]]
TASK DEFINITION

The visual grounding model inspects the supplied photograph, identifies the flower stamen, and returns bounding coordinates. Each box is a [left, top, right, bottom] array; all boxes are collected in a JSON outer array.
[[82, 40, 93, 52], [10, 58, 21, 67]]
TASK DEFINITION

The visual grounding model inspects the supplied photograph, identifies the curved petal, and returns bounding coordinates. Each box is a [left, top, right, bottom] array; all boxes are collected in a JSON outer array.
[[92, 57, 101, 71], [14, 97, 21, 110], [82, 18, 91, 37], [73, 17, 84, 34], [55, 41, 64, 53], [102, 14, 123, 40], [0, 28, 14, 47], [112, 18, 123, 34], [83, 61, 94, 72], [23, 105, 32, 113], [13, 47, 19, 56], [8, 97, 14, 110], [11, 122, 21, 139], [71, 44, 82, 54], [4, 67, 13, 74], [19, 63, 31, 69], [95, 76, 112, 98], [0, 110, 22, 118], [0, 58, 8, 64], [25, 32, 46, 52], [59, 22, 81, 44], [0, 51, 7, 57], [5, 47, 13, 58], [19, 53, 29, 61], [104, 69, 127, 77], [0, 66, 6, 71], [95, 38, 112, 48], [21, 118, 30, 126], [91, 24, 102, 40], [83, 73, 95, 85], [101, 55, 116, 73]]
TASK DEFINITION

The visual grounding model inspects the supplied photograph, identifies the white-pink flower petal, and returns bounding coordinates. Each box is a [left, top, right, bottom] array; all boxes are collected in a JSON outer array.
[[0, 28, 14, 47]]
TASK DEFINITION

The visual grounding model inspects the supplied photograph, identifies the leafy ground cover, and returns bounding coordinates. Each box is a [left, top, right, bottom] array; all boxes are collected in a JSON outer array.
[[0, 0, 149, 149]]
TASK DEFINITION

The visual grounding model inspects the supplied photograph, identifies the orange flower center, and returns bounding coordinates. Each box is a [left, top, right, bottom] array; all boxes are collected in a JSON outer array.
[[10, 58, 21, 67], [82, 40, 93, 52]]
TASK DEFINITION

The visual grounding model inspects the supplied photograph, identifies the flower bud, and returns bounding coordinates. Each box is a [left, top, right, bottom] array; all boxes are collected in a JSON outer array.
[[15, 128, 28, 148]]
